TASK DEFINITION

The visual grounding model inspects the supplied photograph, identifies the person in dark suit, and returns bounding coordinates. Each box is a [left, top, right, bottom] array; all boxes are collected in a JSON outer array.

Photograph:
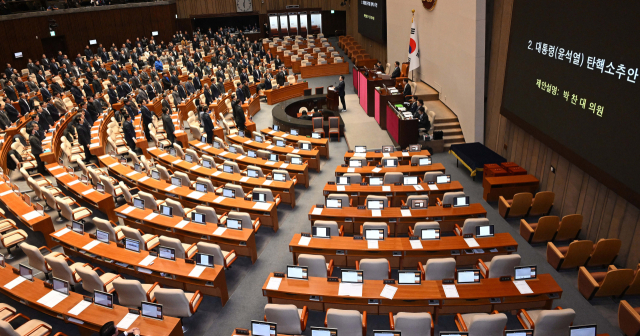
[[215, 77, 225, 97], [140, 100, 153, 141], [70, 83, 84, 105], [4, 82, 17, 101], [176, 84, 187, 100], [99, 321, 140, 336], [242, 81, 251, 102], [0, 109, 11, 130], [108, 85, 119, 105], [193, 73, 202, 91], [391, 61, 401, 78], [146, 82, 156, 100], [40, 82, 52, 100], [374, 61, 385, 73], [161, 107, 175, 144], [300, 111, 312, 120], [76, 114, 95, 163], [122, 113, 137, 151], [337, 75, 346, 112], [185, 78, 196, 96], [275, 68, 286, 86], [18, 93, 31, 116], [235, 82, 245, 103], [3, 98, 19, 123], [417, 106, 430, 133], [201, 107, 215, 144], [81, 79, 93, 98], [232, 95, 245, 132], [45, 99, 59, 123], [29, 125, 45, 175], [403, 78, 412, 97], [312, 108, 322, 118]]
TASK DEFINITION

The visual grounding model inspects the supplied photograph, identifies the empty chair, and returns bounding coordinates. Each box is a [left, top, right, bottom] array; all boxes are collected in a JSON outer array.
[[383, 172, 403, 184], [554, 214, 583, 242], [381, 157, 400, 167], [119, 182, 140, 205], [173, 171, 191, 187], [410, 155, 429, 165], [477, 254, 521, 279], [357, 258, 390, 280], [221, 161, 241, 174], [21, 243, 65, 280], [76, 266, 121, 294], [455, 312, 508, 336], [408, 221, 440, 237], [349, 157, 367, 168], [194, 205, 225, 224], [325, 308, 366, 336], [245, 165, 264, 178], [112, 279, 161, 308], [0, 228, 28, 259], [263, 304, 308, 335], [272, 169, 295, 183], [120, 226, 160, 251], [55, 196, 92, 222], [100, 175, 123, 200], [195, 242, 237, 269], [499, 192, 533, 218], [165, 199, 191, 218], [44, 255, 93, 287], [223, 183, 244, 198], [618, 300, 640, 336], [156, 165, 172, 181], [193, 177, 215, 194], [520, 216, 560, 243], [423, 171, 444, 183], [136, 191, 165, 210], [0, 303, 16, 321], [312, 220, 343, 236], [361, 222, 389, 238], [547, 240, 593, 270], [247, 188, 280, 206], [327, 193, 350, 207], [154, 288, 202, 332], [578, 265, 635, 300], [230, 144, 245, 155], [529, 191, 555, 216], [227, 212, 260, 232], [312, 117, 324, 137], [454, 218, 490, 236], [173, 143, 185, 159], [328, 117, 340, 140], [0, 318, 52, 336], [517, 307, 575, 336], [404, 195, 429, 209], [438, 191, 466, 206], [365, 195, 389, 208], [624, 265, 640, 296], [389, 312, 433, 336], [419, 258, 456, 281], [159, 236, 197, 259], [256, 150, 271, 159], [298, 254, 333, 278], [343, 173, 362, 184], [587, 238, 622, 267]]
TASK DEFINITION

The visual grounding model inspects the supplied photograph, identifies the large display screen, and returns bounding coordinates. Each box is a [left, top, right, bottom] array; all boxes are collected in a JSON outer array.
[[358, 0, 386, 43], [501, 0, 640, 205]]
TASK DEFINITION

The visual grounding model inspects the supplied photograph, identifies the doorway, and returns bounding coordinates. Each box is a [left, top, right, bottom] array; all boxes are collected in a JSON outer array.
[[41, 35, 68, 59]]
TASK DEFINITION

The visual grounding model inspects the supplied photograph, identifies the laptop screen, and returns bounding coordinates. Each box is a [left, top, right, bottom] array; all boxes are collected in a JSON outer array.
[[171, 177, 182, 187], [19, 264, 33, 281], [272, 125, 279, 131], [505, 330, 533, 336], [52, 277, 69, 295], [195, 183, 207, 192], [569, 325, 597, 336], [251, 321, 277, 336], [290, 129, 299, 136], [202, 160, 213, 169], [419, 157, 432, 166], [514, 266, 537, 280], [274, 173, 286, 182], [382, 145, 394, 153], [253, 193, 266, 202], [312, 132, 321, 139], [409, 144, 421, 152], [269, 154, 279, 162], [436, 175, 451, 184], [222, 188, 235, 198], [226, 218, 242, 230], [141, 301, 163, 320], [421, 228, 440, 240], [160, 205, 173, 217], [367, 200, 384, 209], [158, 246, 175, 261], [326, 198, 342, 209], [191, 212, 205, 224], [336, 176, 350, 185], [403, 176, 418, 185], [96, 183, 105, 193], [195, 253, 215, 267], [247, 169, 259, 178], [223, 165, 233, 173], [475, 225, 494, 238], [185, 154, 193, 163], [411, 199, 428, 209], [124, 238, 140, 253], [312, 226, 330, 238], [276, 140, 285, 147], [248, 150, 257, 158], [369, 177, 383, 186], [291, 157, 302, 165], [457, 270, 481, 284], [439, 333, 468, 336], [133, 198, 145, 209], [96, 229, 110, 243], [94, 290, 113, 308], [287, 265, 308, 280], [311, 327, 337, 336], [301, 143, 311, 150], [72, 221, 84, 234], [453, 196, 470, 207], [254, 135, 263, 143], [341, 270, 363, 283], [349, 160, 362, 167], [151, 170, 160, 180], [355, 146, 366, 153], [383, 159, 398, 167], [365, 229, 385, 240], [373, 331, 401, 336], [398, 270, 421, 285]]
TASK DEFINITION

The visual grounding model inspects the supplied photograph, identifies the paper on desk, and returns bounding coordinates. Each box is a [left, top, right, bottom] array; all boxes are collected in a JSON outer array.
[[49, 165, 63, 171], [311, 207, 323, 215], [37, 290, 68, 308], [382, 186, 391, 192], [266, 145, 274, 149], [203, 145, 211, 150], [55, 172, 68, 178], [347, 168, 355, 173], [67, 300, 91, 316], [53, 228, 71, 237], [158, 153, 169, 157], [380, 285, 398, 299], [213, 227, 227, 236], [188, 191, 205, 199], [196, 142, 205, 147], [173, 159, 183, 164], [191, 165, 202, 170], [0, 190, 12, 197], [22, 211, 42, 221], [383, 153, 390, 157], [266, 277, 282, 290], [189, 265, 206, 278], [138, 255, 156, 266], [413, 185, 424, 191], [108, 163, 119, 168], [371, 210, 382, 217], [82, 240, 100, 251], [144, 213, 158, 221], [298, 236, 311, 246], [443, 284, 459, 298], [116, 313, 139, 330], [262, 180, 273, 186], [513, 280, 533, 294], [253, 202, 271, 210], [240, 176, 250, 182], [175, 220, 190, 229], [464, 238, 480, 248], [372, 168, 382, 173], [244, 140, 252, 144], [401, 209, 412, 217], [237, 155, 246, 160], [3, 276, 27, 289], [213, 196, 226, 203], [402, 152, 409, 156], [213, 171, 223, 176], [428, 184, 439, 191], [99, 154, 110, 159], [410, 240, 423, 249], [68, 180, 80, 186], [292, 149, 300, 154], [338, 283, 363, 297], [219, 151, 228, 156], [367, 240, 379, 249], [81, 189, 94, 196], [280, 163, 289, 169], [122, 206, 136, 214], [268, 130, 276, 134], [138, 176, 150, 182], [336, 186, 346, 191], [265, 161, 275, 165]]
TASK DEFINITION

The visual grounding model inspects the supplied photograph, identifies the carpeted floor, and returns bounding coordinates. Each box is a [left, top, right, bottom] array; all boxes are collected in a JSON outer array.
[[0, 37, 628, 336]]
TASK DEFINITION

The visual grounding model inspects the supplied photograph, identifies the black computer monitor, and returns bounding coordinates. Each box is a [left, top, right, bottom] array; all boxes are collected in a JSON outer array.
[[124, 238, 141, 253], [569, 325, 597, 336], [325, 198, 342, 209], [273, 172, 286, 182], [272, 125, 279, 131], [251, 320, 277, 336], [336, 176, 350, 185], [310, 327, 338, 336], [505, 330, 533, 336], [195, 253, 215, 267], [301, 143, 311, 151], [369, 177, 384, 186], [141, 301, 163, 320], [269, 154, 279, 162], [341, 269, 363, 283], [286, 265, 308, 280], [409, 144, 421, 152], [52, 277, 69, 295], [421, 228, 440, 240], [171, 177, 182, 187], [226, 218, 242, 230], [355, 146, 366, 153], [133, 198, 145, 210], [195, 182, 207, 193], [253, 192, 266, 202], [453, 196, 470, 207], [475, 225, 494, 238], [514, 266, 537, 280], [367, 200, 384, 210], [159, 205, 173, 217], [71, 221, 84, 234], [96, 229, 110, 243], [383, 159, 398, 167], [364, 229, 385, 240], [403, 176, 418, 185], [19, 264, 34, 281], [398, 270, 421, 285], [411, 199, 428, 209], [456, 269, 481, 284], [436, 175, 451, 184], [419, 157, 432, 166], [312, 226, 331, 238], [94, 290, 113, 309], [158, 246, 176, 261], [382, 145, 394, 153], [191, 212, 206, 224]]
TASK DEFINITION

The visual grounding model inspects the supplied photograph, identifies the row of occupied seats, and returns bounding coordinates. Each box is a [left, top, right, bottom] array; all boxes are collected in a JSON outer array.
[[499, 191, 555, 218], [260, 304, 576, 336]]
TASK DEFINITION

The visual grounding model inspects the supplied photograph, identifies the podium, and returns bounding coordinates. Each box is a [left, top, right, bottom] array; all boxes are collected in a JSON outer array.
[[326, 87, 339, 111]]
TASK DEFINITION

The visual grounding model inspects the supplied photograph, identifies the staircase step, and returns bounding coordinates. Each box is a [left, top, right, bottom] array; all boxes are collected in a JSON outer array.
[[441, 128, 463, 136], [434, 117, 459, 124], [443, 135, 465, 144], [434, 122, 460, 130]]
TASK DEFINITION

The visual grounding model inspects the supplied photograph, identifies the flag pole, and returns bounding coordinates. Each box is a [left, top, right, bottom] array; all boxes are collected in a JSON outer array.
[[411, 9, 415, 82]]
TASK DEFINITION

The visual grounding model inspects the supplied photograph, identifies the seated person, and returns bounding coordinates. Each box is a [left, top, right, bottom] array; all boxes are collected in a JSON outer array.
[[417, 106, 430, 133], [299, 111, 312, 120], [312, 108, 322, 118]]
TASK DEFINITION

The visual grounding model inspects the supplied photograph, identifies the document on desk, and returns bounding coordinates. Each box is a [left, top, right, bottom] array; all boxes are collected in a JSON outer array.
[[428, 184, 439, 190], [413, 185, 424, 191], [68, 299, 91, 316], [213, 171, 223, 176], [382, 186, 391, 192], [0, 190, 12, 197], [280, 163, 289, 169], [203, 145, 211, 150], [336, 186, 346, 191], [55, 172, 68, 178], [175, 220, 190, 229], [188, 191, 205, 199], [367, 240, 379, 249], [244, 140, 252, 144], [401, 209, 412, 217], [240, 176, 250, 182], [164, 185, 178, 192], [116, 313, 139, 330], [122, 206, 136, 214], [311, 207, 323, 215], [188, 265, 206, 278], [158, 153, 169, 157], [144, 212, 159, 221], [513, 280, 533, 294], [219, 151, 228, 156], [49, 165, 63, 171], [410, 240, 423, 249], [213, 227, 227, 236], [382, 153, 390, 157], [253, 202, 271, 210], [266, 277, 282, 290], [3, 276, 27, 289], [371, 210, 382, 217], [443, 284, 459, 298], [108, 163, 119, 168], [347, 168, 355, 173], [380, 285, 398, 299], [338, 283, 363, 297], [191, 165, 202, 170], [265, 161, 275, 165], [81, 189, 94, 195], [292, 149, 300, 154], [147, 147, 157, 151], [126, 171, 138, 177], [68, 180, 80, 186], [22, 211, 42, 221], [266, 145, 274, 149], [138, 255, 156, 266], [82, 240, 100, 251], [138, 176, 150, 182], [268, 130, 276, 135], [37, 290, 68, 308], [237, 155, 246, 160], [53, 228, 71, 237], [262, 180, 273, 185], [402, 152, 409, 156], [298, 236, 311, 246], [213, 196, 226, 203], [372, 168, 382, 173], [464, 238, 480, 248], [172, 159, 183, 164]]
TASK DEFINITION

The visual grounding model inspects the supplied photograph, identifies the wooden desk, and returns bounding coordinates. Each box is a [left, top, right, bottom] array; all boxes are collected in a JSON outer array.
[[308, 204, 487, 235], [52, 228, 229, 304], [375, 88, 405, 130], [386, 103, 419, 149], [265, 82, 309, 105], [300, 62, 350, 79], [46, 164, 118, 223], [115, 205, 257, 263], [343, 150, 431, 164], [226, 134, 321, 172], [0, 179, 56, 248], [359, 73, 395, 117], [147, 147, 296, 208], [260, 128, 330, 159], [262, 273, 562, 318], [334, 163, 446, 177], [0, 264, 183, 336], [289, 233, 517, 268], [99, 156, 280, 232], [242, 96, 261, 117], [322, 181, 464, 207], [189, 140, 310, 189], [482, 175, 540, 202]]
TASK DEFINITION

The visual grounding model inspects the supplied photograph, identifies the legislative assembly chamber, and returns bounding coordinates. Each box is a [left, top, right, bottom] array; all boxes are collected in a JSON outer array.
[[0, 0, 637, 335]]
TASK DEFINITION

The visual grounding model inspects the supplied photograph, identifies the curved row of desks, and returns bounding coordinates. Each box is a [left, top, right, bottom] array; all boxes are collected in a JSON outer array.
[[226, 133, 321, 171], [322, 181, 464, 207]]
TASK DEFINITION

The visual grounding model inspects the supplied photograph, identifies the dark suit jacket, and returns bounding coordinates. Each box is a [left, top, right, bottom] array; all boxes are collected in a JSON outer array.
[[5, 105, 20, 123], [30, 135, 43, 156], [40, 87, 52, 100], [391, 67, 401, 78], [337, 81, 345, 97], [202, 112, 214, 134], [403, 84, 411, 96], [19, 99, 31, 115]]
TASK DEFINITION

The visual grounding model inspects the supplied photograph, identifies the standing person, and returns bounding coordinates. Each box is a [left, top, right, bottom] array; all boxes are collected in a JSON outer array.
[[140, 100, 153, 142], [29, 125, 45, 175], [232, 95, 245, 132], [122, 114, 137, 152], [76, 115, 95, 163], [201, 107, 215, 144], [337, 75, 346, 112], [161, 107, 175, 144]]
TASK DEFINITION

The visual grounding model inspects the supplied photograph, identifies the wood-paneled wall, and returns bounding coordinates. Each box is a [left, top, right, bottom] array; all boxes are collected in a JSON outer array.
[[176, 0, 342, 18], [345, 1, 386, 64], [0, 3, 177, 70], [485, 0, 640, 268]]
